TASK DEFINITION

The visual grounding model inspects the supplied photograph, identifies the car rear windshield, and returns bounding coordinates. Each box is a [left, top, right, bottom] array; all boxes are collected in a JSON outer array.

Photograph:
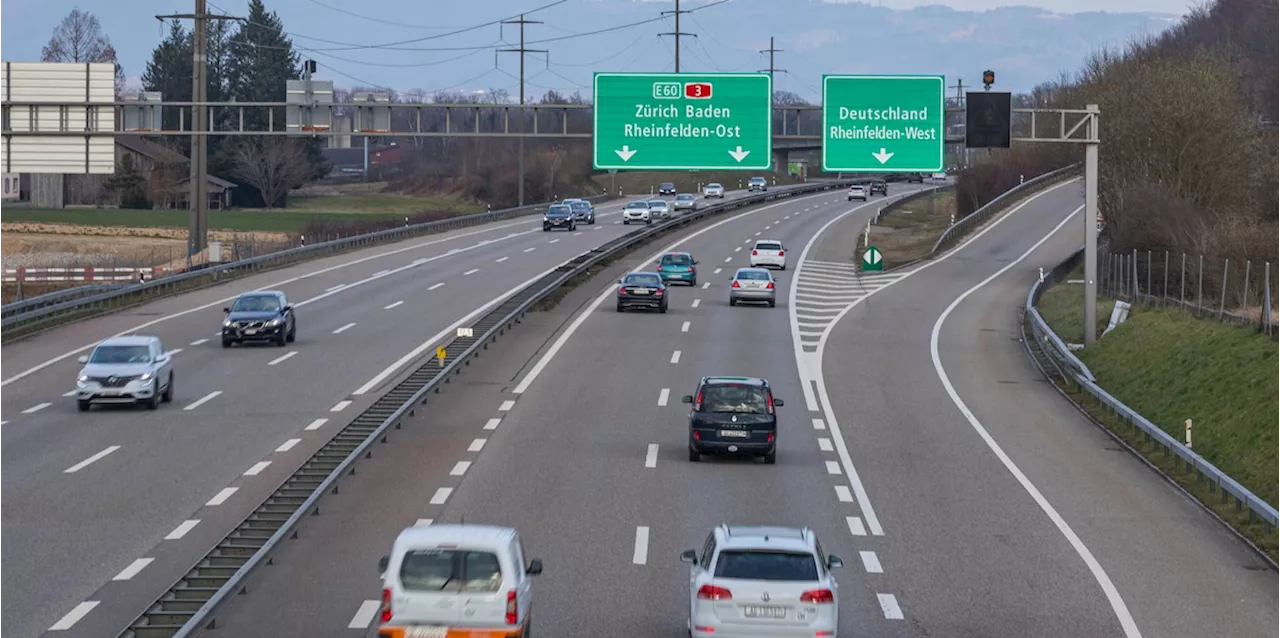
[[626, 202, 649, 208], [750, 177, 765, 183], [662, 254, 692, 266], [661, 183, 675, 187], [707, 184, 721, 188], [755, 242, 782, 251], [649, 200, 666, 206], [89, 345, 151, 364], [569, 201, 590, 210], [623, 274, 662, 287], [231, 295, 280, 312], [676, 195, 694, 200], [736, 270, 770, 281], [700, 384, 769, 414], [547, 205, 571, 215], [714, 550, 818, 581], [398, 549, 503, 593]]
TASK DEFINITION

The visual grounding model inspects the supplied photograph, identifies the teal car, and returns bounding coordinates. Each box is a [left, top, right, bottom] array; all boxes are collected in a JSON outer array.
[[656, 251, 699, 285]]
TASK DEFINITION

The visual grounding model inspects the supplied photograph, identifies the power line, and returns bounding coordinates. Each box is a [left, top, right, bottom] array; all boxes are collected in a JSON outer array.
[[548, 32, 648, 67], [283, 0, 568, 51], [658, 0, 696, 72], [497, 14, 548, 207], [303, 0, 479, 30]]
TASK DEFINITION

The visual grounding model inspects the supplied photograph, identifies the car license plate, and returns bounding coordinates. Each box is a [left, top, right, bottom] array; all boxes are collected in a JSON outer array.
[[101, 390, 121, 396], [244, 329, 258, 335], [632, 288, 650, 294], [719, 429, 748, 438], [743, 605, 786, 619], [404, 627, 448, 638]]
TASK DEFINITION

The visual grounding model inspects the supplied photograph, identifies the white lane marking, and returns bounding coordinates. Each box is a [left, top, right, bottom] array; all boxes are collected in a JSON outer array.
[[450, 461, 472, 476], [165, 519, 200, 540], [325, 284, 346, 292], [812, 418, 825, 430], [112, 558, 155, 581], [214, 331, 220, 336], [691, 299, 701, 308], [573, 232, 582, 236], [384, 300, 404, 309], [549, 238, 560, 244], [595, 225, 604, 230], [860, 550, 884, 574], [754, 231, 762, 236], [713, 268, 722, 274], [846, 516, 867, 536], [275, 438, 301, 453], [430, 487, 452, 505], [929, 207, 1142, 635], [835, 485, 854, 502], [332, 323, 357, 334], [305, 418, 329, 431], [22, 402, 51, 414], [64, 445, 122, 473], [330, 400, 352, 412], [348, 600, 381, 629], [645, 444, 659, 468], [817, 438, 833, 452], [415, 518, 434, 526], [825, 461, 842, 475], [267, 351, 298, 365], [724, 257, 732, 262], [483, 418, 501, 430], [190, 338, 208, 346], [428, 282, 445, 291], [245, 461, 271, 476], [205, 487, 238, 506], [468, 438, 487, 452], [62, 390, 77, 397], [785, 215, 791, 219], [658, 388, 670, 406], [464, 268, 480, 275], [373, 269, 391, 278], [499, 400, 516, 411], [670, 350, 682, 364], [183, 391, 222, 411], [877, 593, 904, 620], [681, 321, 690, 332], [352, 270, 552, 395], [701, 282, 710, 289], [510, 191, 838, 395], [734, 246, 743, 252], [745, 239, 753, 244], [168, 348, 183, 355], [496, 256, 509, 263], [523, 247, 536, 253], [49, 601, 100, 631], [633, 526, 650, 564]]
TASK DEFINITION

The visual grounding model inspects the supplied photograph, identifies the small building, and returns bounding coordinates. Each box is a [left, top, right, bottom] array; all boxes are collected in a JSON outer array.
[[169, 175, 238, 210]]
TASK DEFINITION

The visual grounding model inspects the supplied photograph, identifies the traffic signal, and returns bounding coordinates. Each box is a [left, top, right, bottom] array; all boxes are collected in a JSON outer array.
[[982, 70, 995, 89]]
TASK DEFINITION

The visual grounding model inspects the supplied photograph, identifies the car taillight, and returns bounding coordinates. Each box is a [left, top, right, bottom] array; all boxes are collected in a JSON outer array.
[[800, 588, 835, 604], [751, 250, 758, 256], [379, 588, 392, 623], [777, 251, 785, 256], [619, 287, 628, 294], [767, 433, 775, 443], [765, 281, 774, 289], [694, 391, 703, 410], [698, 585, 732, 600], [732, 280, 741, 288], [766, 393, 775, 414], [655, 289, 664, 295], [505, 589, 518, 624]]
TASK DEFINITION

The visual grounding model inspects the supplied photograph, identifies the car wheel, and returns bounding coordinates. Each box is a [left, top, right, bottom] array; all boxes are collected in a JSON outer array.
[[221, 338, 232, 348], [77, 400, 91, 412], [690, 277, 697, 286], [276, 331, 288, 347], [616, 303, 624, 312], [768, 299, 776, 308], [729, 298, 737, 307], [162, 373, 174, 402], [646, 219, 652, 225], [287, 324, 296, 343], [763, 449, 777, 464], [660, 303, 668, 314], [623, 220, 630, 225], [689, 447, 701, 462], [144, 383, 160, 410]]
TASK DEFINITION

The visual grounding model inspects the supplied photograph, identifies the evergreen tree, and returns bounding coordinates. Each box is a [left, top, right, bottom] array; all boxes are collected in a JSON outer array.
[[106, 155, 151, 209], [227, 0, 298, 130], [141, 21, 193, 137]]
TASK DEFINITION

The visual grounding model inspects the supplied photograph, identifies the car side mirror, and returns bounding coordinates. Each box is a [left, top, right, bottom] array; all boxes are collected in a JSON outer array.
[[680, 549, 697, 564], [693, 260, 699, 264], [680, 395, 694, 404], [773, 398, 785, 407], [222, 307, 230, 313], [527, 558, 543, 575], [378, 556, 389, 573], [282, 305, 292, 312], [77, 355, 89, 364], [157, 354, 171, 364], [827, 555, 843, 569]]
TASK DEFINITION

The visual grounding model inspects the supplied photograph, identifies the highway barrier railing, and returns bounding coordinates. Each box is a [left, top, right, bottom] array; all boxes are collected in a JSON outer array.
[[0, 194, 617, 343], [1024, 248, 1278, 554], [121, 177, 869, 638], [1, 283, 129, 320], [929, 163, 1083, 257]]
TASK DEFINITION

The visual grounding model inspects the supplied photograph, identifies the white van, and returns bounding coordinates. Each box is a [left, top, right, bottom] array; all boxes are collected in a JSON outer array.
[[377, 524, 543, 637]]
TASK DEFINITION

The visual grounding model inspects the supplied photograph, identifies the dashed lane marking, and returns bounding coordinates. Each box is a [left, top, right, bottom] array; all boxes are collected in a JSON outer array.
[[165, 520, 200, 540], [190, 339, 209, 346], [496, 256, 509, 263], [658, 389, 670, 406], [348, 600, 380, 629], [670, 350, 682, 364], [483, 418, 501, 430], [877, 593, 904, 620], [22, 402, 51, 414], [430, 487, 452, 505], [64, 446, 121, 473], [267, 351, 298, 365], [835, 485, 854, 502], [691, 299, 701, 308], [846, 516, 867, 537], [817, 437, 833, 452], [244, 461, 271, 476], [450, 461, 471, 476], [112, 558, 155, 581], [468, 438, 487, 452], [645, 444, 659, 468], [183, 391, 221, 411], [464, 268, 479, 275], [331, 400, 352, 412], [205, 487, 238, 506], [305, 418, 328, 431], [499, 400, 516, 411], [860, 550, 884, 574], [633, 526, 650, 565], [825, 461, 842, 475], [48, 601, 100, 631], [428, 282, 445, 291], [275, 439, 301, 453], [681, 321, 690, 332]]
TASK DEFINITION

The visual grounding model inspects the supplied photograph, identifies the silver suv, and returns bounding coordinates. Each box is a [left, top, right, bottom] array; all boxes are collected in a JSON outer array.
[[75, 335, 175, 411], [747, 176, 768, 192]]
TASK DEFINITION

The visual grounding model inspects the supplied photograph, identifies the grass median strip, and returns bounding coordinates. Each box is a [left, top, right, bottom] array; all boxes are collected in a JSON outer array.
[[862, 190, 956, 269]]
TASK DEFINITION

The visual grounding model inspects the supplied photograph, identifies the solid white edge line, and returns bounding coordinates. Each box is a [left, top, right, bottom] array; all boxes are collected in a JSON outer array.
[[645, 443, 659, 468], [48, 601, 100, 631], [430, 487, 453, 504], [657, 388, 670, 406], [63, 445, 121, 473], [112, 558, 155, 581], [632, 526, 650, 564], [510, 190, 843, 395], [348, 600, 381, 629], [877, 593, 904, 620], [927, 205, 1141, 636]]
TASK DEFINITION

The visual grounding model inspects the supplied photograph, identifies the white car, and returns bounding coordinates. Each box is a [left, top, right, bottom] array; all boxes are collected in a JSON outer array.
[[75, 334, 175, 411], [704, 183, 725, 199], [673, 193, 698, 212], [681, 525, 842, 638], [648, 199, 672, 220], [377, 524, 543, 635], [749, 239, 787, 270], [930, 172, 947, 181], [623, 200, 653, 225], [847, 185, 867, 201]]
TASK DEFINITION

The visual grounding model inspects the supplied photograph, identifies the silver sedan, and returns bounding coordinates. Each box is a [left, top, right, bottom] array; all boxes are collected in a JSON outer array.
[[728, 267, 777, 308]]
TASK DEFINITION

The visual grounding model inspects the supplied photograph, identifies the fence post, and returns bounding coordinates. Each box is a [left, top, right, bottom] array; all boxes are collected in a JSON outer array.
[[1241, 260, 1251, 323], [1180, 253, 1186, 309], [1163, 251, 1169, 306], [1197, 255, 1204, 316], [1218, 259, 1230, 319], [1132, 248, 1139, 301], [1146, 250, 1152, 303], [1264, 263, 1272, 332]]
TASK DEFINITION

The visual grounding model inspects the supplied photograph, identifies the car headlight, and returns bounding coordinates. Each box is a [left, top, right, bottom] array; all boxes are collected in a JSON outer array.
[[223, 319, 233, 327], [139, 372, 153, 382], [78, 375, 89, 384], [268, 318, 282, 327]]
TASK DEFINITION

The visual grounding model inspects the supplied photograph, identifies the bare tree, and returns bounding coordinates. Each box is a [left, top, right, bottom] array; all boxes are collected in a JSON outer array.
[[42, 8, 124, 96], [231, 138, 311, 208]]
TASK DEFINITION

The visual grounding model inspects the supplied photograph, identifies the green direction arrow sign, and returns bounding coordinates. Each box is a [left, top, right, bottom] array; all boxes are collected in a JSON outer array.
[[822, 75, 945, 173], [862, 245, 884, 271], [593, 72, 772, 171]]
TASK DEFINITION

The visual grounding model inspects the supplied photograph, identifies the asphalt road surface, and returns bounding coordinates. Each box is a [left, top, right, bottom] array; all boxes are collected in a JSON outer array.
[[187, 185, 932, 636], [0, 185, 811, 638]]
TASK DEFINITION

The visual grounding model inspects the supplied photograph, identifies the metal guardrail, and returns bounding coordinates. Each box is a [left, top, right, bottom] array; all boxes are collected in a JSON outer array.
[[929, 163, 1083, 257], [1024, 248, 1278, 543], [1, 283, 128, 319], [121, 178, 862, 638], [0, 194, 616, 341]]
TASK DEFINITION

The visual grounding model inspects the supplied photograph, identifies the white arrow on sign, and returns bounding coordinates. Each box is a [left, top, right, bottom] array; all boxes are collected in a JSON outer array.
[[872, 148, 894, 164], [863, 247, 882, 265], [728, 146, 751, 162], [615, 145, 637, 162]]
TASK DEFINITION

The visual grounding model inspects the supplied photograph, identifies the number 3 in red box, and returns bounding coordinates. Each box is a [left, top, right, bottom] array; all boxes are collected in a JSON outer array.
[[684, 82, 712, 99]]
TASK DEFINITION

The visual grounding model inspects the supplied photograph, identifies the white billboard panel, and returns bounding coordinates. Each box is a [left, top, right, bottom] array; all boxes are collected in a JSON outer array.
[[1, 62, 117, 174]]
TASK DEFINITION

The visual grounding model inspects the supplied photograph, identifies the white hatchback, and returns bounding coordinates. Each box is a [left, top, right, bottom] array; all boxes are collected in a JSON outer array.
[[682, 525, 843, 638], [749, 239, 787, 270]]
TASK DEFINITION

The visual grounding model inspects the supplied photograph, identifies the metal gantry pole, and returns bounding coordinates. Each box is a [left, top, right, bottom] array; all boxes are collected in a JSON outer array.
[[1082, 103, 1101, 346]]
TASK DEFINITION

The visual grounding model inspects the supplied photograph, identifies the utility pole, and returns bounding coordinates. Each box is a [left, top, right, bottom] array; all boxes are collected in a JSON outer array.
[[757, 37, 786, 78], [156, 0, 239, 259], [949, 78, 967, 168], [660, 0, 696, 72], [498, 15, 546, 207]]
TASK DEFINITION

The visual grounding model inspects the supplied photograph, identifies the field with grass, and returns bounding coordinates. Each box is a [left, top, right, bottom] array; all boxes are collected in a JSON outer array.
[[592, 170, 804, 196], [862, 190, 957, 268], [1035, 279, 1278, 555]]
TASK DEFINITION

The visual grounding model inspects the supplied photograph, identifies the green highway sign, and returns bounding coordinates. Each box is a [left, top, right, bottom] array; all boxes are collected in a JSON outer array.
[[862, 245, 884, 271], [822, 75, 945, 173], [593, 72, 772, 171]]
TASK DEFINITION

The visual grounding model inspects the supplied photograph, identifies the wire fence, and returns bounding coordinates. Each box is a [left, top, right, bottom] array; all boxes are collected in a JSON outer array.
[[1099, 246, 1277, 336]]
